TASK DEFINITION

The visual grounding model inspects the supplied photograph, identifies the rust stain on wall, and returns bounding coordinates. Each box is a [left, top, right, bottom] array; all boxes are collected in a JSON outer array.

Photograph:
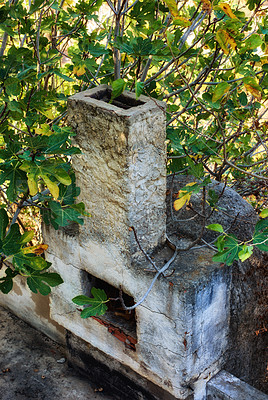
[[12, 281, 23, 296], [31, 292, 65, 335]]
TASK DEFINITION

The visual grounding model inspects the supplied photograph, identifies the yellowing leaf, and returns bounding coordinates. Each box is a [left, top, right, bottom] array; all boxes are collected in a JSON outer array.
[[22, 244, 48, 255], [73, 65, 86, 76], [20, 230, 35, 244], [174, 181, 197, 210], [35, 124, 53, 136], [185, 182, 197, 187], [238, 245, 253, 262], [260, 209, 268, 218], [212, 82, 230, 102], [164, 0, 179, 18], [216, 29, 237, 54], [27, 172, 38, 196], [216, 3, 238, 19], [174, 193, 191, 211], [173, 16, 191, 27], [243, 77, 262, 100], [164, 0, 191, 26], [244, 84, 261, 100], [40, 109, 54, 120], [42, 174, 59, 199]]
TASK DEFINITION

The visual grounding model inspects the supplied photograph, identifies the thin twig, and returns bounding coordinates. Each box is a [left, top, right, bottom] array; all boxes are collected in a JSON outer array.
[[119, 240, 178, 311]]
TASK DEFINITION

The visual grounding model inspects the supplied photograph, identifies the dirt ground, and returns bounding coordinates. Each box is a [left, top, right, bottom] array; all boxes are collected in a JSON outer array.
[[0, 306, 114, 400]]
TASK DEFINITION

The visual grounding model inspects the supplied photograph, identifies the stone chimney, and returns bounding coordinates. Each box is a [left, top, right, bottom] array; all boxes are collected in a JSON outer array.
[[67, 84, 167, 262]]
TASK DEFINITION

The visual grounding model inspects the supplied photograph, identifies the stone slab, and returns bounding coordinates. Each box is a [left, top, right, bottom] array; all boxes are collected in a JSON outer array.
[[206, 370, 268, 400]]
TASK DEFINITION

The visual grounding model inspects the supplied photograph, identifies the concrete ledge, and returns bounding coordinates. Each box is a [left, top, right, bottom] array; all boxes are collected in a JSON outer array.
[[206, 370, 268, 400]]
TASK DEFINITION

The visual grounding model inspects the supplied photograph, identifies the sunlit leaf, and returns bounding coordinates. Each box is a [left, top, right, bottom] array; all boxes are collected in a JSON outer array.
[[42, 175, 59, 199], [243, 77, 262, 100], [20, 230, 35, 244], [22, 244, 48, 255], [164, 0, 191, 26], [174, 193, 191, 210], [241, 34, 263, 54], [54, 168, 72, 186], [110, 79, 126, 102], [215, 3, 238, 19], [206, 224, 224, 233], [260, 209, 268, 218], [238, 245, 253, 262], [212, 82, 230, 102], [216, 29, 237, 54]]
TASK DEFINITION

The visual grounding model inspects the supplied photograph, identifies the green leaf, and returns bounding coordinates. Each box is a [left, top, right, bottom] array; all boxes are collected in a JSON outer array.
[[206, 224, 224, 233], [72, 287, 108, 318], [20, 230, 35, 244], [0, 209, 8, 240], [54, 168, 72, 186], [35, 272, 63, 287], [212, 82, 230, 103], [241, 34, 263, 53], [110, 79, 126, 102], [212, 235, 242, 265], [239, 92, 248, 106], [13, 252, 48, 271], [0, 277, 13, 294], [70, 202, 90, 217], [53, 70, 74, 82], [27, 277, 51, 295], [259, 209, 268, 218], [4, 77, 21, 96], [2, 224, 22, 256], [49, 201, 84, 226], [72, 295, 93, 305], [238, 245, 253, 262], [135, 81, 144, 99], [253, 219, 268, 251]]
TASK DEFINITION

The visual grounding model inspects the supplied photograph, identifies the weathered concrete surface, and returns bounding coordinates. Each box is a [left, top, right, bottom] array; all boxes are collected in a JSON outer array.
[[206, 370, 268, 400], [0, 274, 65, 344], [67, 84, 167, 259], [167, 174, 268, 394], [0, 306, 113, 400], [42, 233, 231, 400]]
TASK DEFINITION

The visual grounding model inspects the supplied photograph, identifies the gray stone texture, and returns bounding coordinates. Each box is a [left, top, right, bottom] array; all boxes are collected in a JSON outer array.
[[166, 174, 258, 243], [224, 252, 268, 394], [206, 370, 268, 400]]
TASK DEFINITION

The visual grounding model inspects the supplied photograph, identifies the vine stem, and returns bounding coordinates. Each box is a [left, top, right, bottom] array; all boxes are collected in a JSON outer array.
[[119, 236, 178, 311]]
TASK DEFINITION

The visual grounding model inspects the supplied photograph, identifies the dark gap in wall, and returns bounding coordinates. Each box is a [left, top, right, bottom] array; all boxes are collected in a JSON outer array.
[[86, 88, 145, 109], [83, 271, 137, 343]]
